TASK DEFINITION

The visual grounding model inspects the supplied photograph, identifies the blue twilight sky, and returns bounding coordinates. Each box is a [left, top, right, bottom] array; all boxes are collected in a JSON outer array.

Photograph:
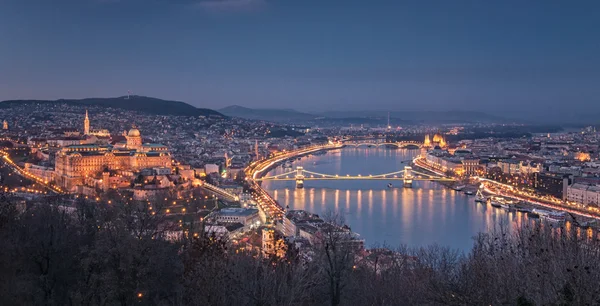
[[1, 0, 599, 119]]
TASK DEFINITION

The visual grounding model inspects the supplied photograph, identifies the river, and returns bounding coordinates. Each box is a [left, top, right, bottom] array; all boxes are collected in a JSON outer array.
[[262, 147, 536, 252]]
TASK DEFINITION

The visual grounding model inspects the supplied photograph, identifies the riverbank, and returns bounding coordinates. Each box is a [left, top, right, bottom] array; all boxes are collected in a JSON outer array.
[[413, 155, 600, 222], [249, 144, 344, 180]]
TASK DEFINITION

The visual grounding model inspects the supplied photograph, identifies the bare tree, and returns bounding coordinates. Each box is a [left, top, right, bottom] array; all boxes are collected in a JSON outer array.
[[313, 211, 359, 306]]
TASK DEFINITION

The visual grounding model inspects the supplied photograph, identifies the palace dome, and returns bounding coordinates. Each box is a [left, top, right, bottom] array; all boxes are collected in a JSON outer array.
[[433, 133, 443, 143], [128, 128, 141, 137]]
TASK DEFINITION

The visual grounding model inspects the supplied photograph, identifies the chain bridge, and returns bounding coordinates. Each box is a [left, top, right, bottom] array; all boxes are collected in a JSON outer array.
[[341, 138, 423, 149], [255, 166, 454, 188]]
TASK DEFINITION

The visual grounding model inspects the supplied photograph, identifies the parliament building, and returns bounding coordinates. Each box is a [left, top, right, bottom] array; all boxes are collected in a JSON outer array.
[[55, 111, 171, 191]]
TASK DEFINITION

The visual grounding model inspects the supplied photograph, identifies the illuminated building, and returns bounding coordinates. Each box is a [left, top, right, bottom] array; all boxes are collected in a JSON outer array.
[[84, 110, 90, 135], [423, 134, 431, 147], [533, 172, 572, 199], [89, 129, 111, 137], [262, 228, 287, 258], [566, 183, 600, 206], [2, 120, 8, 130], [214, 208, 259, 226], [424, 132, 447, 149], [461, 158, 481, 176], [55, 118, 171, 191], [425, 151, 463, 173], [575, 152, 591, 162]]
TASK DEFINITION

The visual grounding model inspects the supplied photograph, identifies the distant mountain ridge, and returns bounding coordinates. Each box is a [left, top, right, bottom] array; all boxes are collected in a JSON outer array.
[[220, 105, 512, 124], [219, 105, 317, 122], [0, 96, 224, 117], [317, 110, 510, 123]]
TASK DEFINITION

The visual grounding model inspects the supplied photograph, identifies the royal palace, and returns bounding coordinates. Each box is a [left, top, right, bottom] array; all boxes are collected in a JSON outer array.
[[54, 111, 171, 191]]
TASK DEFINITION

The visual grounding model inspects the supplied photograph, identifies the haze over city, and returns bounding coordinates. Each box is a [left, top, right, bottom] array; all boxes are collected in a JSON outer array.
[[2, 0, 600, 122]]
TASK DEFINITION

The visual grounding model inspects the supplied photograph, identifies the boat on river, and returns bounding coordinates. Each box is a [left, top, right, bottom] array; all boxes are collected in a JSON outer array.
[[490, 197, 502, 208], [500, 198, 518, 210], [532, 209, 566, 223], [474, 188, 487, 203], [283, 161, 293, 169], [514, 202, 533, 213], [453, 185, 466, 191]]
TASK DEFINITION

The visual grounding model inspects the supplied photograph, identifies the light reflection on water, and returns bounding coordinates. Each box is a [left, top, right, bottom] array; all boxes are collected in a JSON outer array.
[[262, 147, 535, 251]]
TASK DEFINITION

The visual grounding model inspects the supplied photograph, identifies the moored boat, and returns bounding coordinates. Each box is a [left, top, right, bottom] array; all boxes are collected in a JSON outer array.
[[514, 203, 533, 213], [474, 188, 487, 203], [532, 209, 566, 223], [490, 198, 502, 208]]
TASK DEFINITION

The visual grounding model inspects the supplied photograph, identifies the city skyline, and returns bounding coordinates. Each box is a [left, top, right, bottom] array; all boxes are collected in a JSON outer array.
[[2, 0, 600, 120], [3, 2, 600, 304]]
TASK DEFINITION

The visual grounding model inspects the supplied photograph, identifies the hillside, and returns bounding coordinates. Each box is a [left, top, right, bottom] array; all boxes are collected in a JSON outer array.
[[0, 96, 224, 117], [219, 105, 317, 122]]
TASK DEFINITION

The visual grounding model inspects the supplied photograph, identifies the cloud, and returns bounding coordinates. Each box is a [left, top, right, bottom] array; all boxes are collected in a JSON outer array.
[[196, 0, 266, 13]]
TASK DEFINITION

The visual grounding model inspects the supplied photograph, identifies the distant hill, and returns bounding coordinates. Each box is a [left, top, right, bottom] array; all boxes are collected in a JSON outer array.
[[219, 106, 512, 124], [219, 105, 317, 122], [317, 110, 512, 124], [0, 96, 224, 117]]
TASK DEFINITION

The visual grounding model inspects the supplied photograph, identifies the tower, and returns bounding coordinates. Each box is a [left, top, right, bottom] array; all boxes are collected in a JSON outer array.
[[126, 126, 142, 150], [439, 137, 447, 148], [84, 110, 90, 135], [424, 134, 431, 147], [295, 166, 304, 189], [102, 170, 110, 192], [403, 166, 413, 188], [255, 140, 260, 160], [387, 112, 391, 130], [2, 120, 8, 130]]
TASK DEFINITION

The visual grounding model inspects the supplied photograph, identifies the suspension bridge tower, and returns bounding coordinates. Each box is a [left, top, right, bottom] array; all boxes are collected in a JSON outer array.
[[295, 166, 305, 189], [403, 166, 413, 187]]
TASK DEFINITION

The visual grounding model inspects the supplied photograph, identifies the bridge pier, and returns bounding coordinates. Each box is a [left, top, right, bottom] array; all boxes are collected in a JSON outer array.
[[403, 166, 413, 188], [295, 166, 304, 189]]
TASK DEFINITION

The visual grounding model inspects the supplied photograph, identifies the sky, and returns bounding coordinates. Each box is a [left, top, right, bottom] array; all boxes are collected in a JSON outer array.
[[1, 0, 599, 120]]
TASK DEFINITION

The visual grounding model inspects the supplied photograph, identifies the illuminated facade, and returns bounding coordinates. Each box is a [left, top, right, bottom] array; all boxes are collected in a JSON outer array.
[[423, 134, 431, 147], [84, 110, 90, 135], [89, 129, 111, 137], [462, 158, 480, 176], [55, 121, 171, 191], [424, 132, 447, 149], [262, 228, 287, 258], [2, 120, 8, 130]]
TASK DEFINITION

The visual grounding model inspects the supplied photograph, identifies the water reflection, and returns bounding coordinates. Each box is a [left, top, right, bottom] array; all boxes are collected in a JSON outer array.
[[262, 148, 531, 251]]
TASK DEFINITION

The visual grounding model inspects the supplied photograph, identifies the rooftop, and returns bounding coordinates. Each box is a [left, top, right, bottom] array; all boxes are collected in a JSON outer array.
[[219, 208, 258, 217]]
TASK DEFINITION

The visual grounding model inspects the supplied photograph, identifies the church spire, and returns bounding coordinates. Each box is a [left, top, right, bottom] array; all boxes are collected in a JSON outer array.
[[84, 109, 90, 135]]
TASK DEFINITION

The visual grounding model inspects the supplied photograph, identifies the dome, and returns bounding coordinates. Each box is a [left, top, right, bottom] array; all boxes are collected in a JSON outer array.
[[433, 133, 443, 143], [128, 128, 141, 137]]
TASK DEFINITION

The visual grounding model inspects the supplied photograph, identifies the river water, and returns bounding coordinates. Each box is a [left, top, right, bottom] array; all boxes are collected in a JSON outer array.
[[262, 147, 535, 252]]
